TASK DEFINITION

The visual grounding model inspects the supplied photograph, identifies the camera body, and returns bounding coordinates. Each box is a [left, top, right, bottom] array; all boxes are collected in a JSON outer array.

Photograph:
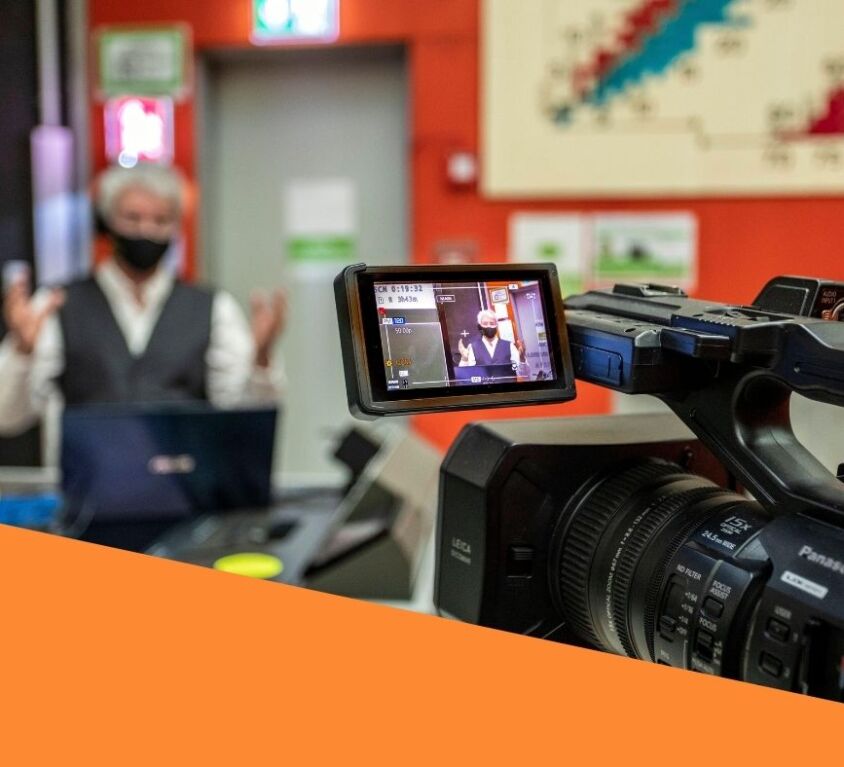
[[436, 413, 844, 699], [434, 413, 732, 636], [335, 266, 844, 701]]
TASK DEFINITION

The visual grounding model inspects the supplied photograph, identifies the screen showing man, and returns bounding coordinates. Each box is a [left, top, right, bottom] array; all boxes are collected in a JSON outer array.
[[458, 308, 527, 377], [373, 280, 556, 391]]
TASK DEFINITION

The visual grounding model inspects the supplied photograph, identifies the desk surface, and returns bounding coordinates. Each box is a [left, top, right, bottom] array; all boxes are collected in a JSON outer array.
[[0, 466, 437, 613]]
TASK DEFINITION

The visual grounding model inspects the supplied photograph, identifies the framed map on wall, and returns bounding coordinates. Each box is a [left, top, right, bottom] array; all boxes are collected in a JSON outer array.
[[482, 0, 844, 196]]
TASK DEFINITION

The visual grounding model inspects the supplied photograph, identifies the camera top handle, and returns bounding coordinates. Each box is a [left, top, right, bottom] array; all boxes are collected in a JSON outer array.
[[565, 276, 844, 526], [662, 365, 844, 527]]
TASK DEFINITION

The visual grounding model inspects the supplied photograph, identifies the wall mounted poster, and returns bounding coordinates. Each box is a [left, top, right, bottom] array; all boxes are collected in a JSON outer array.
[[483, 0, 844, 196], [591, 212, 697, 289], [96, 25, 191, 100], [509, 211, 697, 294]]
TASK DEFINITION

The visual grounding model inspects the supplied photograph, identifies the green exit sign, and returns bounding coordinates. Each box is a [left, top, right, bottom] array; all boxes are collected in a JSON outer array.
[[252, 0, 339, 44]]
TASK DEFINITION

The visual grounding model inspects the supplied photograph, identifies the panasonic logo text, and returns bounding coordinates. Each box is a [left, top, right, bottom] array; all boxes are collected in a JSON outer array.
[[798, 545, 844, 575]]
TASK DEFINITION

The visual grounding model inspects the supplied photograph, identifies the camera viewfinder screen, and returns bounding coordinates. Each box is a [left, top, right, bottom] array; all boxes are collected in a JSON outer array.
[[373, 280, 558, 392]]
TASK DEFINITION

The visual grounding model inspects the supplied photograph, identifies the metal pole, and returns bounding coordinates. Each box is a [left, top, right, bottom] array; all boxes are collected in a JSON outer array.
[[35, 0, 62, 126]]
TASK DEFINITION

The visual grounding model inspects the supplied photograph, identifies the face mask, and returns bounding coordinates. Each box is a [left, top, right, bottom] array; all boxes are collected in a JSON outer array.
[[479, 325, 498, 339], [112, 233, 170, 273]]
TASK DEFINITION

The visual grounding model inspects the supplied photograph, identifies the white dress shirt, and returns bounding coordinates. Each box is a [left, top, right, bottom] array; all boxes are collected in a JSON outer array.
[[0, 260, 283, 461]]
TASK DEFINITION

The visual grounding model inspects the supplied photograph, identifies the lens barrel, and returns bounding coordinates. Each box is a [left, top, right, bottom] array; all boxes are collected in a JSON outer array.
[[551, 459, 760, 664]]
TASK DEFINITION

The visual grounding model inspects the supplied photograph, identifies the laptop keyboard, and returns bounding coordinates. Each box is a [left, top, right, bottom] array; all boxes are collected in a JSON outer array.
[[188, 510, 281, 547]]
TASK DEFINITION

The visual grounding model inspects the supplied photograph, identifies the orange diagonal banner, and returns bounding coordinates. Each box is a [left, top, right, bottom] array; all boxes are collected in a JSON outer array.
[[0, 525, 841, 763]]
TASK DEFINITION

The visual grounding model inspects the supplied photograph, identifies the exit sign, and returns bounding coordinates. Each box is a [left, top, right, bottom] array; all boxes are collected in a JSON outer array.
[[252, 0, 339, 44]]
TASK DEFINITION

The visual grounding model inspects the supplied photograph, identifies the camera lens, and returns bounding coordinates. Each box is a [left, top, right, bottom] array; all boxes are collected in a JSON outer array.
[[550, 459, 763, 666]]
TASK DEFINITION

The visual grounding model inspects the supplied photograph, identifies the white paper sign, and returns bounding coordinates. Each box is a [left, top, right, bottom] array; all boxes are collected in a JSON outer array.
[[284, 178, 357, 237]]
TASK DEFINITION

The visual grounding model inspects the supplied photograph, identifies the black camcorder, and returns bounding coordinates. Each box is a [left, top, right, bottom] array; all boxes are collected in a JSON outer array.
[[335, 263, 844, 702]]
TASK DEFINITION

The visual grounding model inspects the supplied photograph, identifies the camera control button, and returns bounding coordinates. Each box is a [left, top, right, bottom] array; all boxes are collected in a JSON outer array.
[[702, 597, 724, 619], [759, 652, 784, 678], [766, 617, 791, 643], [659, 615, 678, 639], [506, 545, 534, 577]]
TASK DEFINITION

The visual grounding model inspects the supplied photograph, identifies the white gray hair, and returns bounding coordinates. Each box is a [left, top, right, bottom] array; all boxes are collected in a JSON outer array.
[[96, 164, 186, 224], [477, 309, 497, 324]]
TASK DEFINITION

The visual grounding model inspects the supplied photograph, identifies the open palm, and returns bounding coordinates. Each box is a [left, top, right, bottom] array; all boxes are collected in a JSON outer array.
[[3, 279, 64, 355]]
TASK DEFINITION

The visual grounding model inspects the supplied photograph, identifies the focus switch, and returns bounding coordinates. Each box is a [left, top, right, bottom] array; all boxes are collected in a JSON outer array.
[[695, 629, 715, 662], [702, 597, 724, 619], [766, 617, 790, 643], [760, 652, 783, 678]]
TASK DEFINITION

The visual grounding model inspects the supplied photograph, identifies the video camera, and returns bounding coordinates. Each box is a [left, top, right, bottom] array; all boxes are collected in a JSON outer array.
[[335, 263, 844, 702]]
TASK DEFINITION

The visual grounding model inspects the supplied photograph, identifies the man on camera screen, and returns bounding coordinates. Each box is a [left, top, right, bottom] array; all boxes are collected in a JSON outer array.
[[457, 309, 528, 375]]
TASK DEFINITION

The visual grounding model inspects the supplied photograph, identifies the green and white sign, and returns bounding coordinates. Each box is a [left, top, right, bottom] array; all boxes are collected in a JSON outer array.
[[96, 26, 190, 100], [283, 178, 357, 276], [288, 236, 355, 262]]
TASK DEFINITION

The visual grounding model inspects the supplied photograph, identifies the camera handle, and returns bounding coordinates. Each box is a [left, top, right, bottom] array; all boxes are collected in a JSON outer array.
[[660, 363, 844, 526]]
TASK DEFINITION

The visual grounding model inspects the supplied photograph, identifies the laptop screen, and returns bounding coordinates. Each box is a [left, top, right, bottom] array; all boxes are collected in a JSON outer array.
[[60, 404, 278, 525]]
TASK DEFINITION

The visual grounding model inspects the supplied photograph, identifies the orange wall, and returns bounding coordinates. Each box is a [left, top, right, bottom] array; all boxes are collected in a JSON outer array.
[[89, 0, 844, 450]]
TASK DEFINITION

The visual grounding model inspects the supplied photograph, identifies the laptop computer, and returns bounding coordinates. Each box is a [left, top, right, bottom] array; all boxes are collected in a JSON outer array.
[[59, 403, 278, 550]]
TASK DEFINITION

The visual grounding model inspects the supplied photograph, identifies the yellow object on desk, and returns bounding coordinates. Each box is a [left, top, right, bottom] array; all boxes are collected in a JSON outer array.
[[213, 552, 284, 580]]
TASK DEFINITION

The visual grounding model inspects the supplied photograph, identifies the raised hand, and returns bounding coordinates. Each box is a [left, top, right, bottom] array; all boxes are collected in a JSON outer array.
[[458, 337, 470, 363], [3, 278, 64, 355], [250, 288, 288, 368]]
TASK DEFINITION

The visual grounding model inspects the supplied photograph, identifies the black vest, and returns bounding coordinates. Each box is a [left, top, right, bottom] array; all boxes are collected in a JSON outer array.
[[58, 277, 214, 406], [472, 334, 513, 365]]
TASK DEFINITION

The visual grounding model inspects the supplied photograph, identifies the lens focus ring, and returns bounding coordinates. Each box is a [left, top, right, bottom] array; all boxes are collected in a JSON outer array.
[[607, 485, 724, 659], [555, 460, 682, 651]]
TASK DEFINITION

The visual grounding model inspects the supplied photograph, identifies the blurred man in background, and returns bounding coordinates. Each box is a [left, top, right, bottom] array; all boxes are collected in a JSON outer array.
[[0, 163, 286, 458]]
